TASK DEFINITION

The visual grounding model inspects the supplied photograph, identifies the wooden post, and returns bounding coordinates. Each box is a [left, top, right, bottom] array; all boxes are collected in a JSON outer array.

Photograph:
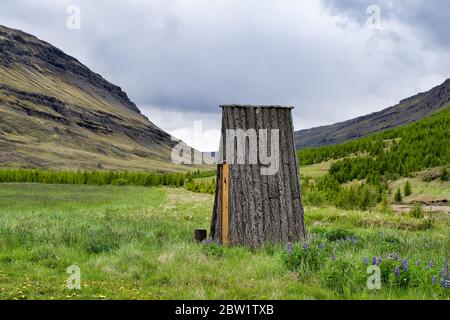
[[194, 229, 207, 242], [221, 163, 229, 245]]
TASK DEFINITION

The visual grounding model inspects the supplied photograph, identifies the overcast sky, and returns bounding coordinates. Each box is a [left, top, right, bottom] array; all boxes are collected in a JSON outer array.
[[1, 0, 449, 151]]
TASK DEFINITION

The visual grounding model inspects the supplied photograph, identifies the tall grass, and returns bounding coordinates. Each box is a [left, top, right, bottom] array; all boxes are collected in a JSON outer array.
[[0, 184, 448, 299]]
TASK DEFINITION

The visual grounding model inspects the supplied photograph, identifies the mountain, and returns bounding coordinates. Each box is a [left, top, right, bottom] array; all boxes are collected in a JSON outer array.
[[0, 25, 194, 171], [298, 103, 450, 172], [294, 78, 450, 149]]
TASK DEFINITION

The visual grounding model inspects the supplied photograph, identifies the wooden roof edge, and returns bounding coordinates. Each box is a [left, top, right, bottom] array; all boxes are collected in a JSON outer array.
[[219, 104, 294, 109]]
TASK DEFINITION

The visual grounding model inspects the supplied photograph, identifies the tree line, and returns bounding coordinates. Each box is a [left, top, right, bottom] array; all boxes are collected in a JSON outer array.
[[0, 168, 215, 188], [299, 105, 450, 184]]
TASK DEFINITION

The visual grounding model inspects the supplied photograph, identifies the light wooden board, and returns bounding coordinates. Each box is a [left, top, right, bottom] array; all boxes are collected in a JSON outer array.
[[221, 163, 229, 245]]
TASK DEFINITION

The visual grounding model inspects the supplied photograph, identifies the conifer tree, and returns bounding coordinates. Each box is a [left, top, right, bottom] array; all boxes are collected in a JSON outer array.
[[404, 181, 412, 196], [394, 188, 403, 203]]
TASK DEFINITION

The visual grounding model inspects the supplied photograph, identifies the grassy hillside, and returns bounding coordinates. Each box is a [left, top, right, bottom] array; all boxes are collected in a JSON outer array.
[[0, 184, 448, 300], [0, 25, 205, 172], [299, 104, 450, 182], [294, 78, 450, 149], [294, 105, 450, 214]]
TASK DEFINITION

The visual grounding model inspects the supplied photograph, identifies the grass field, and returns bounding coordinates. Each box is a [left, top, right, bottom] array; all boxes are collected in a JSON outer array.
[[390, 176, 450, 203], [0, 183, 448, 300], [300, 160, 333, 178]]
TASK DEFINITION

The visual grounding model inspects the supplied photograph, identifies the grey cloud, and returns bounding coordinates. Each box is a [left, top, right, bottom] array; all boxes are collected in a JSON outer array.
[[322, 0, 450, 48], [0, 0, 449, 134]]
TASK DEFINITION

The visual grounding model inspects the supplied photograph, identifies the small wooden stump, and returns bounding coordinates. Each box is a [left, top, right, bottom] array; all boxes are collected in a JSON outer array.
[[195, 229, 207, 242]]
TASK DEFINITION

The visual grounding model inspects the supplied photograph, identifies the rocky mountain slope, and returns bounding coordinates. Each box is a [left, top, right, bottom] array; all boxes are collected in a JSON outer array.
[[0, 25, 193, 171], [295, 78, 450, 149]]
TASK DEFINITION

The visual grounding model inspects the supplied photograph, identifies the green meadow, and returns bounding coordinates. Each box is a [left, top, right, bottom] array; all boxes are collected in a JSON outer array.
[[0, 183, 448, 300]]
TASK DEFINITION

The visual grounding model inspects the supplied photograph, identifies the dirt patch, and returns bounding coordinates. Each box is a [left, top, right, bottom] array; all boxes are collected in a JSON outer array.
[[392, 204, 450, 214]]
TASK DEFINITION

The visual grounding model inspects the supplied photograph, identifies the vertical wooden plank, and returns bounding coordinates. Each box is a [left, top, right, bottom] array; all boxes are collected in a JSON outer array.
[[229, 106, 245, 244], [245, 107, 260, 246], [250, 108, 264, 246], [273, 108, 289, 243], [236, 107, 251, 244], [268, 108, 282, 242], [279, 109, 295, 241], [222, 107, 234, 244], [258, 107, 272, 242], [221, 163, 229, 245]]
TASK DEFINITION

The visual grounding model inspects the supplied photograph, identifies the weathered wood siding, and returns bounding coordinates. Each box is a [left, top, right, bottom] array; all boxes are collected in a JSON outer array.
[[211, 105, 306, 247]]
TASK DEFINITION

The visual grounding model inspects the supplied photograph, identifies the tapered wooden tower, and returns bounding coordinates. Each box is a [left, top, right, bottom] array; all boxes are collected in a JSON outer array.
[[210, 105, 306, 247]]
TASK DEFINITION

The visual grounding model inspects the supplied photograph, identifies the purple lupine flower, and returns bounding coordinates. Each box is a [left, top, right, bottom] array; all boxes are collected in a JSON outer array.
[[432, 275, 438, 284], [302, 242, 309, 250], [427, 261, 434, 269], [401, 259, 408, 271], [394, 266, 401, 277], [372, 256, 378, 266], [285, 242, 293, 256], [363, 257, 369, 265], [440, 278, 450, 289], [440, 258, 450, 289], [371, 256, 382, 266], [391, 253, 399, 261]]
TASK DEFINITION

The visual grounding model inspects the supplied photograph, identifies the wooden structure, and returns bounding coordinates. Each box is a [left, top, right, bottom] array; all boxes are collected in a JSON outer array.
[[210, 105, 306, 247]]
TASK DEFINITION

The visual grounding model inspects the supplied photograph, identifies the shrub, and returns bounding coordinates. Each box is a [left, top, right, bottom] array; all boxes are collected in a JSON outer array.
[[404, 181, 412, 196], [185, 179, 215, 194], [378, 258, 398, 284], [409, 204, 424, 219], [376, 257, 411, 289], [394, 188, 403, 203], [380, 193, 394, 215], [335, 184, 379, 211], [302, 190, 328, 207], [282, 242, 328, 274], [394, 267, 411, 289], [326, 229, 356, 242]]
